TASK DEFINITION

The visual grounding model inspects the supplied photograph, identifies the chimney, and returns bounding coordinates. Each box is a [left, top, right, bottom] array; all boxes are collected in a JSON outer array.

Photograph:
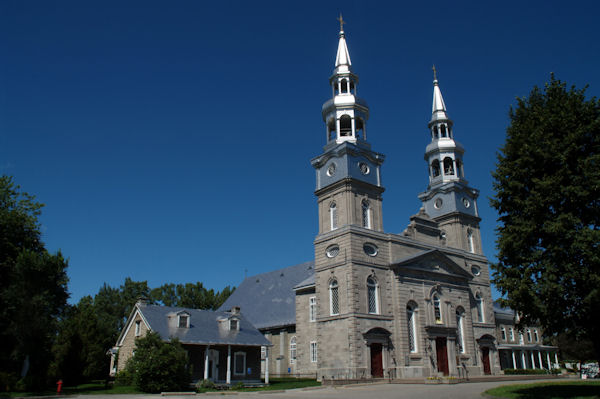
[[231, 306, 241, 315]]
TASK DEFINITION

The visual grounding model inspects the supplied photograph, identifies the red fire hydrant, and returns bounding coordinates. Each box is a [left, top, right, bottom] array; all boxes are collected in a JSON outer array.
[[56, 379, 63, 395]]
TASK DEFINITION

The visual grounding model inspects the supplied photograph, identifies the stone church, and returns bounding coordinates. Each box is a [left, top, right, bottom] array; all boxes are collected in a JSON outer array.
[[220, 23, 501, 380]]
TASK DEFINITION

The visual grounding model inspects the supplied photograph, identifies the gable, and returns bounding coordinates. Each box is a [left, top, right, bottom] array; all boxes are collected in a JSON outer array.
[[116, 305, 151, 347], [392, 249, 472, 281]]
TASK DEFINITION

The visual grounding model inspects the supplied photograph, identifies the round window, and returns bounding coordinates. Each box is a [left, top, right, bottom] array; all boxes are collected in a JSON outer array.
[[471, 265, 481, 276], [326, 245, 340, 258], [359, 162, 370, 175], [326, 163, 336, 177], [434, 198, 443, 209], [363, 243, 378, 257], [462, 197, 471, 208]]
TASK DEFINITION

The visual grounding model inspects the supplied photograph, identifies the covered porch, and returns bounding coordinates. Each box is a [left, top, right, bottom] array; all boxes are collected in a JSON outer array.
[[497, 344, 559, 371]]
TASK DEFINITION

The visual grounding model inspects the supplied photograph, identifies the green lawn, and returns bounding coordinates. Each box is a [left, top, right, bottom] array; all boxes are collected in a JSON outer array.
[[484, 380, 600, 399], [3, 382, 141, 397]]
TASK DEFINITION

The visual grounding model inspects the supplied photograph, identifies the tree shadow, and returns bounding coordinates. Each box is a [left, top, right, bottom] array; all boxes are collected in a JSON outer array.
[[513, 383, 600, 398]]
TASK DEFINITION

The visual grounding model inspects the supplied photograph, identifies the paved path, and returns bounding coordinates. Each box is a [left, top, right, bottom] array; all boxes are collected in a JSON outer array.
[[63, 378, 562, 399]]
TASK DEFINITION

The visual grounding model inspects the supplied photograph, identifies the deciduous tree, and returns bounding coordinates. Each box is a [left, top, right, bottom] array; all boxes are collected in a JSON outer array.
[[491, 76, 600, 363]]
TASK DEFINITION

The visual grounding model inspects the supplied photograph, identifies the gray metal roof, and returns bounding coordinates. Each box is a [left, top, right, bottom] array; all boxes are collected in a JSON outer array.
[[217, 261, 315, 329], [138, 303, 271, 347]]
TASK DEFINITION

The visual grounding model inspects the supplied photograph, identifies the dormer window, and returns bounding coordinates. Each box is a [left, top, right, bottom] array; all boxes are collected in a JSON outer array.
[[178, 313, 189, 328], [229, 318, 239, 331]]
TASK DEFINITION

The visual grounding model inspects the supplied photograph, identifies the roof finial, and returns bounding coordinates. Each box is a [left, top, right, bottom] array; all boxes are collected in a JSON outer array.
[[432, 64, 437, 81], [337, 13, 346, 32]]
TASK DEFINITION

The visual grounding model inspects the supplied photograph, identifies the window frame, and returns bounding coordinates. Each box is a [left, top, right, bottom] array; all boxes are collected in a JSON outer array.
[[309, 296, 316, 322], [407, 303, 418, 353], [329, 279, 339, 316], [233, 351, 246, 376], [456, 308, 465, 353], [310, 341, 318, 363], [367, 277, 379, 314], [289, 336, 297, 364], [433, 294, 442, 324]]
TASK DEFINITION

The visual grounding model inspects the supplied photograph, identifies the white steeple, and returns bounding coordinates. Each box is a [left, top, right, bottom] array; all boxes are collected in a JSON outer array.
[[424, 67, 465, 187], [321, 15, 369, 145]]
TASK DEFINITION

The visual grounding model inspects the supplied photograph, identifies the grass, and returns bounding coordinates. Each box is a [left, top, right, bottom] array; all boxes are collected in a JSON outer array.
[[235, 377, 321, 391], [484, 380, 600, 399], [2, 381, 142, 397]]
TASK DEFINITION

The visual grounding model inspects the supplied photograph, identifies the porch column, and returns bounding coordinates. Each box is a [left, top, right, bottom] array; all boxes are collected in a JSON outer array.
[[521, 351, 526, 369], [226, 345, 231, 384], [554, 353, 559, 368], [537, 351, 543, 369], [546, 352, 551, 370], [530, 352, 536, 369], [511, 350, 517, 369], [265, 347, 269, 384], [204, 346, 209, 380]]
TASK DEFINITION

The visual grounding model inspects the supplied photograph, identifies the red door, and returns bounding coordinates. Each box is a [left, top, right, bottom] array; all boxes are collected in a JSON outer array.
[[370, 343, 383, 378], [436, 337, 449, 376], [482, 347, 491, 375]]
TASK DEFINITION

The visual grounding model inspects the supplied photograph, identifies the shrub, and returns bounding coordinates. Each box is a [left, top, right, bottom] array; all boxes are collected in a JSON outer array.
[[114, 369, 134, 386], [503, 368, 551, 375], [124, 332, 190, 393]]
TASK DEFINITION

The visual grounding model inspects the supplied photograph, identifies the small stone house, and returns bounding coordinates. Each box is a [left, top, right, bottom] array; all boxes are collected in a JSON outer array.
[[109, 301, 272, 384]]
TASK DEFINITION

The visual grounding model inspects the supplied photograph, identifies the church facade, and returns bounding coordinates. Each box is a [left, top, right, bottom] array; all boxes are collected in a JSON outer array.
[[221, 25, 516, 380]]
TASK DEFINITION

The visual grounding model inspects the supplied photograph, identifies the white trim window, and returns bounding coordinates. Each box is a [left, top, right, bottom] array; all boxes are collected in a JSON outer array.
[[309, 296, 316, 322], [509, 327, 515, 342], [310, 341, 318, 363], [362, 199, 371, 229], [330, 202, 338, 231], [475, 293, 484, 323], [501, 326, 507, 341], [261, 346, 266, 360], [178, 314, 189, 328], [234, 352, 246, 376], [367, 277, 379, 314], [433, 294, 442, 324], [135, 320, 141, 337], [289, 336, 297, 364], [467, 229, 474, 253], [456, 309, 465, 353], [407, 303, 418, 353], [526, 329, 532, 342], [533, 329, 539, 342], [329, 279, 339, 316]]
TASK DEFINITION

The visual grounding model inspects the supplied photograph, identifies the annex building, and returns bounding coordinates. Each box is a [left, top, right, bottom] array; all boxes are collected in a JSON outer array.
[[219, 24, 558, 380]]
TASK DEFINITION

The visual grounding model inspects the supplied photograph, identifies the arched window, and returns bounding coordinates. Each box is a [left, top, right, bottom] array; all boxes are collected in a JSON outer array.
[[407, 303, 417, 353], [362, 200, 371, 229], [533, 329, 539, 342], [330, 202, 338, 231], [456, 308, 465, 353], [526, 329, 532, 342], [341, 79, 348, 93], [355, 118, 364, 139], [340, 115, 352, 137], [509, 327, 515, 341], [433, 294, 442, 324], [475, 292, 484, 323], [431, 160, 441, 178], [367, 277, 378, 314], [289, 336, 297, 364], [501, 326, 507, 341], [443, 157, 454, 175], [329, 279, 339, 316], [440, 124, 447, 137], [433, 125, 439, 139], [467, 229, 474, 253]]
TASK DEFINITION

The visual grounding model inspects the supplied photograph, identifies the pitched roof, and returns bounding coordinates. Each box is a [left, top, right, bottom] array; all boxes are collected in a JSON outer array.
[[217, 261, 315, 329], [138, 303, 271, 347]]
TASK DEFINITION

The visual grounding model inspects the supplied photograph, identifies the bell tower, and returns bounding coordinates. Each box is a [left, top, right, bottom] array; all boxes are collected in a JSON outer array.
[[311, 19, 385, 235], [418, 68, 483, 254]]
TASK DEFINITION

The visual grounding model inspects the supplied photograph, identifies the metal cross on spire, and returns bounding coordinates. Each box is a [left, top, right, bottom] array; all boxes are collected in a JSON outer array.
[[432, 64, 438, 81], [337, 13, 346, 32]]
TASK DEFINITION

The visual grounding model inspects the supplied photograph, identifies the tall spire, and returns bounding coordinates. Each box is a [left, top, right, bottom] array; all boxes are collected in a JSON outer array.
[[321, 16, 369, 145], [335, 14, 352, 73], [431, 65, 449, 123]]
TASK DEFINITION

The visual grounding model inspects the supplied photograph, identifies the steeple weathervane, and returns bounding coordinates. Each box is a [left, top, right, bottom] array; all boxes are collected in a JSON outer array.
[[432, 64, 437, 81]]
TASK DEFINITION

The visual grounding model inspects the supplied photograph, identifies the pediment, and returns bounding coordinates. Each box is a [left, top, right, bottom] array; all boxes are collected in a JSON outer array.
[[392, 249, 472, 280]]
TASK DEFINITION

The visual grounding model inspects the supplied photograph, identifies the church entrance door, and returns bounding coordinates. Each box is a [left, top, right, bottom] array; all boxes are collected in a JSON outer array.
[[436, 337, 449, 376], [482, 347, 491, 375], [370, 343, 383, 378]]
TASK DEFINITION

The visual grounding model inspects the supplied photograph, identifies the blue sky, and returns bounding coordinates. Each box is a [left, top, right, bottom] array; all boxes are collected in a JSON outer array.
[[1, 0, 598, 303]]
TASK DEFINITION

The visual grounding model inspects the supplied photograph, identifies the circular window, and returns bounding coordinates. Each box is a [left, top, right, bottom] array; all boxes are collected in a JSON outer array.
[[462, 197, 471, 208], [359, 162, 370, 175], [434, 198, 443, 209], [326, 245, 340, 258], [326, 163, 336, 177], [471, 265, 481, 276], [363, 243, 378, 257]]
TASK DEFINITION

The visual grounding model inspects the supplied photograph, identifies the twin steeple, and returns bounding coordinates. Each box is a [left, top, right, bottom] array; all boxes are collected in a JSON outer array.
[[322, 15, 369, 145], [425, 68, 466, 188]]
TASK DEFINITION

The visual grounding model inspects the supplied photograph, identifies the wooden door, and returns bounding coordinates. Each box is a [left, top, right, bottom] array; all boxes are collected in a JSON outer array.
[[370, 343, 383, 378], [436, 337, 449, 376], [482, 347, 491, 375]]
